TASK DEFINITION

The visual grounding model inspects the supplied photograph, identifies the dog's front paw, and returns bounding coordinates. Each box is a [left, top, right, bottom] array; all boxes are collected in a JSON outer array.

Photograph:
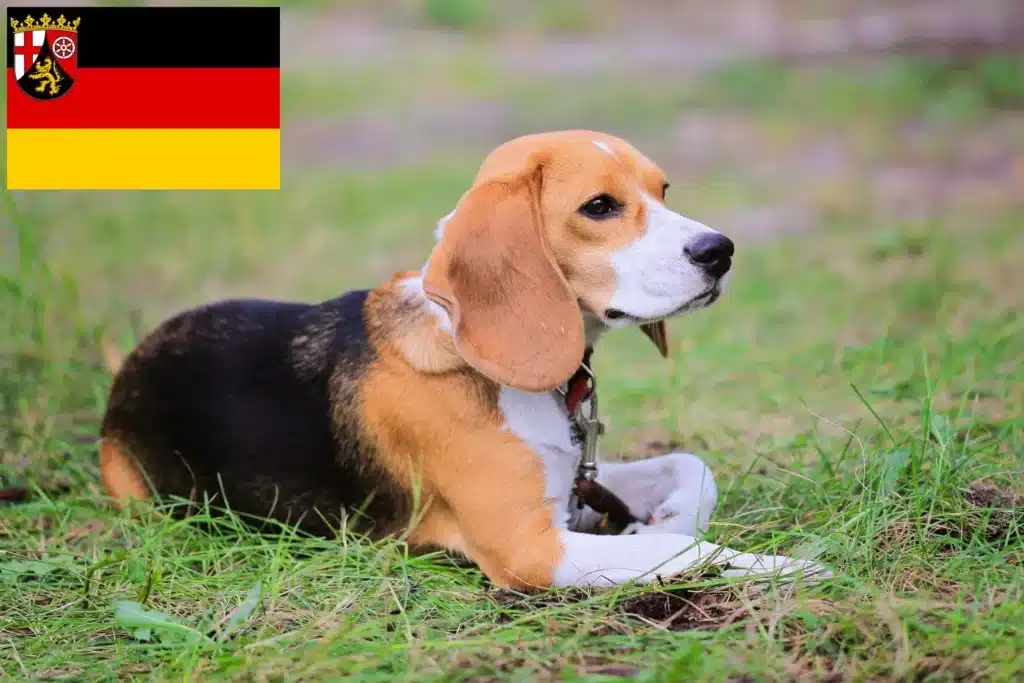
[[720, 554, 833, 587], [635, 504, 699, 536], [653, 452, 718, 535]]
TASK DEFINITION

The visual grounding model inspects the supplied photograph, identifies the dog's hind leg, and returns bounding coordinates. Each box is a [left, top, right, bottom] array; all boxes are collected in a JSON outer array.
[[99, 438, 151, 509]]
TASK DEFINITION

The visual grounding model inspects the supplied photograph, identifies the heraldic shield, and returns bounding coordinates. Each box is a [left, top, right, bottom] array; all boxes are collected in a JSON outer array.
[[10, 13, 80, 101]]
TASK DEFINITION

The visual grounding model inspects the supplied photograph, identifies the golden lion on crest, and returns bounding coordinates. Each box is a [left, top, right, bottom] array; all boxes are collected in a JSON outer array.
[[29, 57, 63, 96]]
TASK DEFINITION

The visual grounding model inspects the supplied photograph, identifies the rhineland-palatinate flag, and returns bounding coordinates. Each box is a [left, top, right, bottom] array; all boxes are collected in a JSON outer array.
[[6, 7, 280, 190]]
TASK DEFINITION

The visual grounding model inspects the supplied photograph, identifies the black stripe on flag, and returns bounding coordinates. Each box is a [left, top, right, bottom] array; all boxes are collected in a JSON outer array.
[[7, 7, 280, 68]]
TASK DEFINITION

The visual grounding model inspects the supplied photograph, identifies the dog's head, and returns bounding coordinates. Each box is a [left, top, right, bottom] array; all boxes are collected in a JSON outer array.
[[423, 130, 733, 392]]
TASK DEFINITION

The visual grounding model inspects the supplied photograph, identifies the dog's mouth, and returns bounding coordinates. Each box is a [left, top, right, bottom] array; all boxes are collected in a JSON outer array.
[[604, 284, 722, 325]]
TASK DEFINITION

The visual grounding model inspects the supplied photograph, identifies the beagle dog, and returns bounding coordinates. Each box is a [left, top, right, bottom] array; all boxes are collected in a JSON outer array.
[[100, 130, 830, 590]]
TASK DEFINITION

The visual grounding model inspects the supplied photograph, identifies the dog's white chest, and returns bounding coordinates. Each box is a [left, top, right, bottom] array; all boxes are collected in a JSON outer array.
[[497, 386, 581, 528]]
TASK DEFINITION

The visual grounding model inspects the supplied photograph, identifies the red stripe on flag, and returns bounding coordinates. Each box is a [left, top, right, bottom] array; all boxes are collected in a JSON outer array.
[[7, 68, 280, 129]]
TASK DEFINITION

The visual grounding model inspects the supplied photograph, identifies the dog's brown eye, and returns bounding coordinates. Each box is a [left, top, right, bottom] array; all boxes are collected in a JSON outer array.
[[579, 194, 620, 219]]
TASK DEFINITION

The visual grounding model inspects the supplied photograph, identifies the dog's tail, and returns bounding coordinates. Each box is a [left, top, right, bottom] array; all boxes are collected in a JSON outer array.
[[101, 333, 126, 376], [101, 311, 145, 376]]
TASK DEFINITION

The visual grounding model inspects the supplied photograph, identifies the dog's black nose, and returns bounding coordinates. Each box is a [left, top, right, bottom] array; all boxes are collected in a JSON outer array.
[[685, 233, 734, 264], [684, 233, 734, 277]]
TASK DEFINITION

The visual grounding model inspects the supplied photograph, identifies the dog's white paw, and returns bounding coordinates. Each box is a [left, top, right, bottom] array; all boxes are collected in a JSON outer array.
[[719, 555, 833, 587]]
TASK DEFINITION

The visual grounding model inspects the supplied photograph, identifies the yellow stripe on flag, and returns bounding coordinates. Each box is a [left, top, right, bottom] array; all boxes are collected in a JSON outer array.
[[6, 129, 280, 190]]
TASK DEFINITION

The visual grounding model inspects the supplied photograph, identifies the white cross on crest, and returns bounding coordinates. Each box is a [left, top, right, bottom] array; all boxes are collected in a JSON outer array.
[[13, 30, 46, 79]]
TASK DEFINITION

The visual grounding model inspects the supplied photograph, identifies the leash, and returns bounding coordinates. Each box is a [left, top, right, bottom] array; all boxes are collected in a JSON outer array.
[[560, 349, 642, 534]]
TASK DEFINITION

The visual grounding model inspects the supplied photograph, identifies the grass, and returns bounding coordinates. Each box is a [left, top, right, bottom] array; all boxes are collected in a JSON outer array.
[[3, 48, 1024, 681]]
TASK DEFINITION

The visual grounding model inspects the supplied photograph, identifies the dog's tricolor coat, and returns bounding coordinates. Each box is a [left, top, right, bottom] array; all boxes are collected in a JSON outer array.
[[100, 130, 829, 589]]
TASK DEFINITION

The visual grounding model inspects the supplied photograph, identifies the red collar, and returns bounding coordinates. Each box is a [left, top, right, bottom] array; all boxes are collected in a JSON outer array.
[[564, 348, 594, 414]]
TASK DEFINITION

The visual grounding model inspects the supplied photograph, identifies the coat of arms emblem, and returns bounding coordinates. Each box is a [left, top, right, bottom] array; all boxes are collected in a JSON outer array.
[[10, 13, 80, 100]]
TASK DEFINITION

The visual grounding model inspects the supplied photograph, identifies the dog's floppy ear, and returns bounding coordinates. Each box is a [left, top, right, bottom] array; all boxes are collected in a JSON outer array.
[[422, 161, 585, 392], [641, 321, 669, 358]]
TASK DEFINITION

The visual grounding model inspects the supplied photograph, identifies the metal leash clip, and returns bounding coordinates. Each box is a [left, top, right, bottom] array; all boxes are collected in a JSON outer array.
[[572, 362, 603, 485], [562, 359, 640, 534]]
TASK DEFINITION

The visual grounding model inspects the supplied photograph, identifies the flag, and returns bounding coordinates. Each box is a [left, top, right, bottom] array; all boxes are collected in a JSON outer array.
[[6, 6, 280, 190]]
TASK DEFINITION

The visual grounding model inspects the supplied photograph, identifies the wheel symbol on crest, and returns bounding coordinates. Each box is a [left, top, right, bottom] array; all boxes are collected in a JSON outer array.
[[52, 36, 76, 59]]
